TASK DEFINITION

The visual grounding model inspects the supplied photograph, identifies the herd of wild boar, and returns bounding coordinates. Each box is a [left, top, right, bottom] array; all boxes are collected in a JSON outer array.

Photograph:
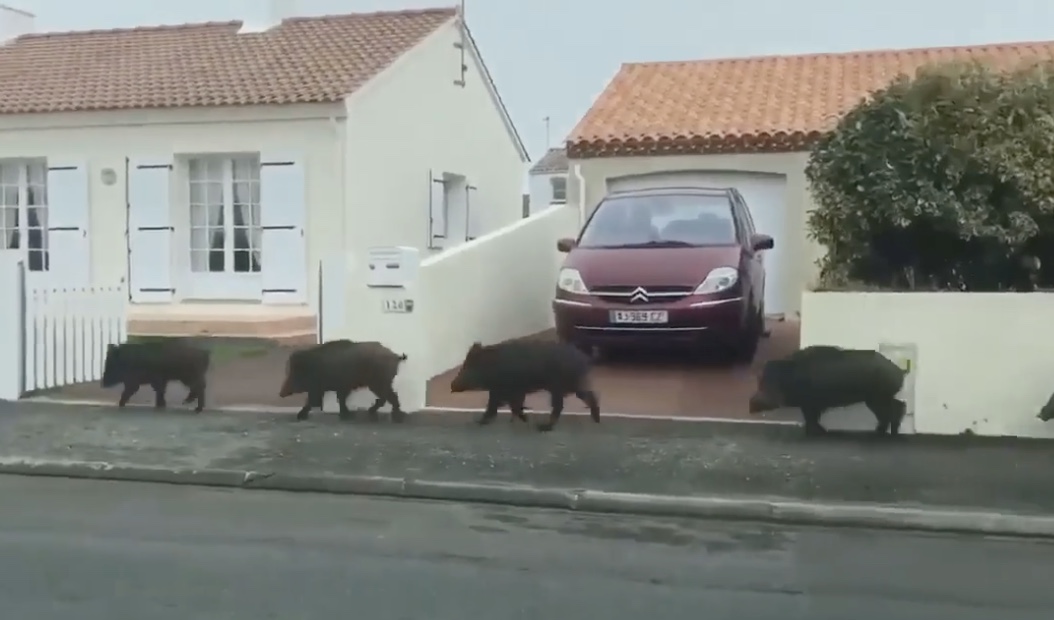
[[100, 337, 910, 436]]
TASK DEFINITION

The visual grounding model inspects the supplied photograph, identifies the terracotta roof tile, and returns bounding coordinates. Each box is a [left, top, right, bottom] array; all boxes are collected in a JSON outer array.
[[528, 147, 568, 174], [567, 41, 1054, 158], [0, 7, 456, 114]]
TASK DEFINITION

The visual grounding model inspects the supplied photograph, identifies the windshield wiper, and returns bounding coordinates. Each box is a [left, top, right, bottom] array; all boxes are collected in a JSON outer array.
[[602, 240, 698, 248]]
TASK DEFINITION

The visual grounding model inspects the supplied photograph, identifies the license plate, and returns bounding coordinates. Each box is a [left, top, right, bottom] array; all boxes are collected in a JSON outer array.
[[610, 310, 668, 324]]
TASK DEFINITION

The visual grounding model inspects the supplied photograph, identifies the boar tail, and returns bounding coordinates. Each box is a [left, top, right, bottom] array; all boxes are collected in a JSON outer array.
[[398, 353, 408, 362]]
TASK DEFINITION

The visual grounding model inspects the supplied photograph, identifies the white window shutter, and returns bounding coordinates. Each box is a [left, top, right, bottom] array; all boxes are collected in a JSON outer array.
[[45, 161, 91, 288], [429, 170, 446, 248], [128, 158, 174, 303], [260, 153, 307, 304]]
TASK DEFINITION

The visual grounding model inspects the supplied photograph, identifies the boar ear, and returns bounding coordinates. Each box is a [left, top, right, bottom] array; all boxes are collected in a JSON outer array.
[[107, 343, 118, 352], [467, 342, 482, 355]]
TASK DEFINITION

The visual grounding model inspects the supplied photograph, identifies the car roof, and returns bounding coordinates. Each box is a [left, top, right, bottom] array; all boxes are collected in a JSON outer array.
[[604, 186, 738, 198]]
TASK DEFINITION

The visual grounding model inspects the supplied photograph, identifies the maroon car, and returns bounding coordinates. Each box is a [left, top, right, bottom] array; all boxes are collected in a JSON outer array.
[[552, 186, 773, 362]]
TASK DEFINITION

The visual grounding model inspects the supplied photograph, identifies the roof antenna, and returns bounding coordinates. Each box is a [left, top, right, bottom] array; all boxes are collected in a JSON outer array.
[[543, 116, 551, 147], [453, 0, 467, 87]]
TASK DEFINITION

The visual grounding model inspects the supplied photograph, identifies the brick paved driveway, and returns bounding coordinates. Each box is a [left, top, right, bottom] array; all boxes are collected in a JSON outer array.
[[426, 319, 800, 419]]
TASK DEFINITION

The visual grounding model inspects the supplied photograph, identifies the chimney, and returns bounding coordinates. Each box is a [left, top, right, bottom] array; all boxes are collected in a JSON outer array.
[[238, 0, 297, 33], [0, 4, 34, 45]]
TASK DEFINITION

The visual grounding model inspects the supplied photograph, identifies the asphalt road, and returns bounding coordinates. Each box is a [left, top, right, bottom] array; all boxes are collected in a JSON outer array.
[[1, 477, 1052, 620]]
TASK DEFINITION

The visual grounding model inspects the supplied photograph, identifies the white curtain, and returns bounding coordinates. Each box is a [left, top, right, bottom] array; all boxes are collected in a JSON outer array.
[[232, 181, 253, 272], [207, 186, 225, 272], [231, 158, 260, 273], [1, 206, 16, 250], [189, 201, 208, 272]]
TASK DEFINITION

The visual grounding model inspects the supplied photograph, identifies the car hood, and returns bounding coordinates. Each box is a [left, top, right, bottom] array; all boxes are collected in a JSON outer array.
[[561, 245, 741, 288]]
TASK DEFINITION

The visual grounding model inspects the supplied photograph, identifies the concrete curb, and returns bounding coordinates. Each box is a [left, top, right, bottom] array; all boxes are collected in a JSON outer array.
[[1, 457, 1051, 538], [22, 396, 799, 426]]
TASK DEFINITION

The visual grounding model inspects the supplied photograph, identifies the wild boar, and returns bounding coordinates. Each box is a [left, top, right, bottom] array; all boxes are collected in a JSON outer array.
[[449, 340, 600, 432], [101, 339, 210, 412], [279, 339, 408, 422], [748, 345, 907, 437]]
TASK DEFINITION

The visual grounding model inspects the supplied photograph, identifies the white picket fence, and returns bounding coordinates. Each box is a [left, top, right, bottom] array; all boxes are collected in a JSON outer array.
[[0, 252, 127, 400]]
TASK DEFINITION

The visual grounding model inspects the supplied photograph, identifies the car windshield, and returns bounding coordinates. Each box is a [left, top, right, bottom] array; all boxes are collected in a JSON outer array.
[[577, 192, 737, 248]]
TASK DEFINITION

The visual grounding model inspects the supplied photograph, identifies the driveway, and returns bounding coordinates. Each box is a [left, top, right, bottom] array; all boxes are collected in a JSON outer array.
[[426, 319, 800, 418], [39, 337, 302, 410], [39, 321, 798, 419]]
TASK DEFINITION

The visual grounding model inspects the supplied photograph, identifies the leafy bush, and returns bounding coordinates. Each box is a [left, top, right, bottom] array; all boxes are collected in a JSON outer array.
[[805, 60, 1054, 291]]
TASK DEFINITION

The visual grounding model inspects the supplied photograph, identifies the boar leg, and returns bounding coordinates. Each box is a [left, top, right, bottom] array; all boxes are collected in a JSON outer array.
[[181, 377, 207, 413], [866, 399, 893, 436], [536, 391, 566, 432], [477, 393, 502, 425], [889, 398, 906, 434], [369, 385, 406, 423], [507, 394, 528, 423], [576, 389, 600, 423], [296, 390, 324, 421], [800, 407, 826, 436], [888, 399, 907, 436], [336, 388, 354, 420], [117, 382, 141, 408], [149, 379, 168, 410]]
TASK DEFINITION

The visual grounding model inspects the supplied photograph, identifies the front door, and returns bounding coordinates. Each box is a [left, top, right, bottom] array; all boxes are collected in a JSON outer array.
[[185, 156, 263, 300]]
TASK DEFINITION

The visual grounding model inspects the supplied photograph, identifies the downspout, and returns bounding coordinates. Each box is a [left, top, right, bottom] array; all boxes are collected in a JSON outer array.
[[572, 163, 586, 228]]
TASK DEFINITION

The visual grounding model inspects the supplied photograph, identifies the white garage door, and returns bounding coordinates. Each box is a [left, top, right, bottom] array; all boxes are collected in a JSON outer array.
[[605, 171, 790, 316]]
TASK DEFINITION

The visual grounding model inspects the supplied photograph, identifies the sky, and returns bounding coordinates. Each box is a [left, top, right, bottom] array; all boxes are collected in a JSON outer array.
[[15, 0, 1054, 162]]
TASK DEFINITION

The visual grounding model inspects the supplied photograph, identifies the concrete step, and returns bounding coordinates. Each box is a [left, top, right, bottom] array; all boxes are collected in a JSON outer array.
[[128, 313, 317, 342]]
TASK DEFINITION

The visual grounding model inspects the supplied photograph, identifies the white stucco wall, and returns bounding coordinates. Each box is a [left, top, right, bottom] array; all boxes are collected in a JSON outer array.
[[0, 103, 344, 305], [343, 21, 526, 254], [568, 152, 821, 315], [801, 291, 1054, 438], [528, 172, 567, 215]]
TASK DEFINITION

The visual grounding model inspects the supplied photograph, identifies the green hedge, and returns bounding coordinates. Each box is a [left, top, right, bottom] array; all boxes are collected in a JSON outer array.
[[805, 60, 1054, 292]]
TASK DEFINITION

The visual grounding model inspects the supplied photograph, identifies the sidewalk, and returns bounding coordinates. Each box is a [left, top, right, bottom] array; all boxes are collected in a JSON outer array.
[[1, 401, 1054, 537]]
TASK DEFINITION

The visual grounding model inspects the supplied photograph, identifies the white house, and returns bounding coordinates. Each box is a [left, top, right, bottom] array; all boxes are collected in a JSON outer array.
[[0, 3, 529, 340], [564, 41, 1054, 318], [527, 147, 568, 215]]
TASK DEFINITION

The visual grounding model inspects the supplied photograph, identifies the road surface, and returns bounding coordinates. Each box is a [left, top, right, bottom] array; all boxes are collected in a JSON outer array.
[[1, 475, 1052, 619]]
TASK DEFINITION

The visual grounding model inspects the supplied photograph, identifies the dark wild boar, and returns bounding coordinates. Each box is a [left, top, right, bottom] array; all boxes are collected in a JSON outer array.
[[101, 339, 210, 412], [449, 340, 600, 432], [748, 345, 907, 437], [279, 339, 408, 422]]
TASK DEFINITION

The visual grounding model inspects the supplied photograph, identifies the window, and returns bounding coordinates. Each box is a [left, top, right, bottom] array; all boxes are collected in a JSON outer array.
[[578, 192, 737, 248], [188, 156, 261, 274], [0, 160, 49, 271], [552, 177, 569, 203], [550, 176, 567, 203]]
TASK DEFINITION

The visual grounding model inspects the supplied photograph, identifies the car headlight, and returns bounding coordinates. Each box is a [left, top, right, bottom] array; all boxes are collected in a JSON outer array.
[[694, 267, 738, 294], [557, 268, 590, 294]]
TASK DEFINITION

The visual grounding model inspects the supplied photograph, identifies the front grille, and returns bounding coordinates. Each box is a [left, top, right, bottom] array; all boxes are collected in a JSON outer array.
[[592, 284, 693, 304], [592, 285, 693, 295]]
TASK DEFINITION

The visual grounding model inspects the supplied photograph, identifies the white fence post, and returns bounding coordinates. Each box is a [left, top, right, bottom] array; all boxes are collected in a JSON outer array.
[[0, 253, 25, 401]]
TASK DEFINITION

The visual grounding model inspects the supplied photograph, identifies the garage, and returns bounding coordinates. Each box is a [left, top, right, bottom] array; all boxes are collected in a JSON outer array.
[[604, 171, 791, 317]]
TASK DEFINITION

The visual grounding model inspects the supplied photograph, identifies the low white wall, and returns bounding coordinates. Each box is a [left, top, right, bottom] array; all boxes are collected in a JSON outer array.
[[801, 291, 1054, 438], [317, 253, 429, 413], [319, 203, 581, 413], [419, 204, 580, 378]]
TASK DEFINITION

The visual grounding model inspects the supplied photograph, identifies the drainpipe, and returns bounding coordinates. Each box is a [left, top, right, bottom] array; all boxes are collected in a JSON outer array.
[[572, 163, 586, 228]]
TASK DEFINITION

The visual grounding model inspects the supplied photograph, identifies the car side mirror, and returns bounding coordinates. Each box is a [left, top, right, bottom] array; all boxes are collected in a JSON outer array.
[[556, 238, 577, 253], [751, 234, 774, 251]]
